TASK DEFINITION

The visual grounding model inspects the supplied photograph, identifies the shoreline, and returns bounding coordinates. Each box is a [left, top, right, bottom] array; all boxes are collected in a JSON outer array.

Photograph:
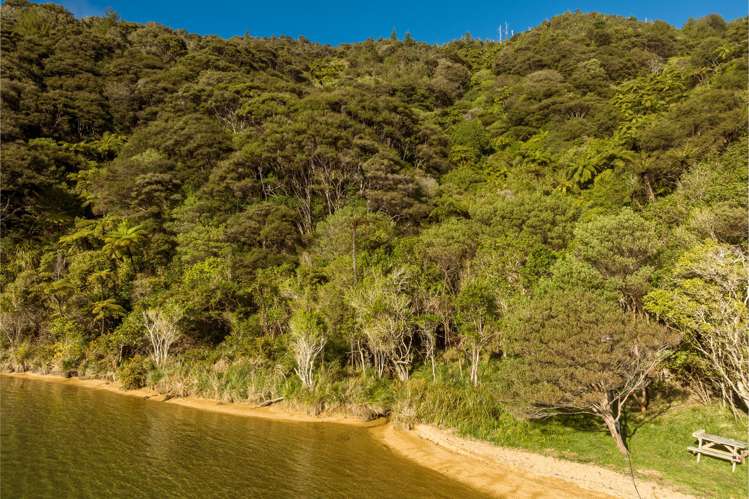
[[2, 371, 692, 498], [0, 372, 382, 426], [376, 424, 693, 499]]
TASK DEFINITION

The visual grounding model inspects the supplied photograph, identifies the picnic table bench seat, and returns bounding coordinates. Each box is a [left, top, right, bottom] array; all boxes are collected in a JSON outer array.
[[688, 429, 749, 472]]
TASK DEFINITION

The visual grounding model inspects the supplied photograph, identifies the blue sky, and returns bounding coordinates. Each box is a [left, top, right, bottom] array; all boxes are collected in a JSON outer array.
[[46, 0, 746, 45]]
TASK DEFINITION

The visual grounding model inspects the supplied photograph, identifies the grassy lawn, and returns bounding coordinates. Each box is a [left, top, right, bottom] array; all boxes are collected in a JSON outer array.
[[468, 403, 748, 497]]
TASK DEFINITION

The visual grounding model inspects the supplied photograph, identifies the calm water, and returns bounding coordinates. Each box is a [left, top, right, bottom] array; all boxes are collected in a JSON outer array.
[[0, 377, 486, 498]]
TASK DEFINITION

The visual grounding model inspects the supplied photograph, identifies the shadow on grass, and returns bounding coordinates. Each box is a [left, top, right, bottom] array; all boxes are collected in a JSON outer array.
[[528, 388, 684, 446], [536, 412, 604, 433], [625, 382, 693, 441], [625, 399, 675, 441]]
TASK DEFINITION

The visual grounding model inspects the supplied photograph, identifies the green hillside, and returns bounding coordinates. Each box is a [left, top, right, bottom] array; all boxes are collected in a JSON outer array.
[[1, 1, 747, 495]]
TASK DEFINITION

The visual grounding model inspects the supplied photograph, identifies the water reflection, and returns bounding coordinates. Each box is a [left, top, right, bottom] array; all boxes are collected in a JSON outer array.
[[1, 377, 486, 498]]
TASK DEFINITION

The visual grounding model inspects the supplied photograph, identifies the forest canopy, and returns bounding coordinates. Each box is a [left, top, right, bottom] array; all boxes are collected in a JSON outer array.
[[1, 0, 747, 461]]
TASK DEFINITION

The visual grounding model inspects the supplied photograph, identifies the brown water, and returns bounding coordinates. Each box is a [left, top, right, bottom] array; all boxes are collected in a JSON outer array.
[[0, 376, 487, 498]]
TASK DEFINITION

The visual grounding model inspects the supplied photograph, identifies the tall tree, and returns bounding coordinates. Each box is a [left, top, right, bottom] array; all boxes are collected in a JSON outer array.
[[455, 274, 500, 386], [348, 267, 414, 381], [285, 284, 327, 389], [505, 288, 679, 454]]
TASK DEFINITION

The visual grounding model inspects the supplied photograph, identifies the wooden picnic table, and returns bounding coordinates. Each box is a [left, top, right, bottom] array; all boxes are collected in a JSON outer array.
[[688, 429, 749, 472]]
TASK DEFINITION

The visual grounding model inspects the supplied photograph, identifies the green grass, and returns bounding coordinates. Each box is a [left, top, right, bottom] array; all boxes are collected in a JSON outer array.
[[442, 398, 745, 494], [622, 404, 747, 497], [477, 404, 748, 497], [395, 366, 747, 497]]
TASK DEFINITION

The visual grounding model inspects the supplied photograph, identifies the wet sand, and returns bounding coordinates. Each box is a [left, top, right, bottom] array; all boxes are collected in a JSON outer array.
[[372, 424, 612, 498]]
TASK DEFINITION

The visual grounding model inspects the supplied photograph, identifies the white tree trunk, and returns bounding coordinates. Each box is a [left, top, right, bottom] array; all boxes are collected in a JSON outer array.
[[143, 309, 181, 368], [469, 345, 480, 386], [292, 334, 326, 389]]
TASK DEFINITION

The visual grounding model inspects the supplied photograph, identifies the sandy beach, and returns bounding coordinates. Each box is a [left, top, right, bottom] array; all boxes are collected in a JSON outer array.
[[376, 424, 693, 499], [1, 372, 692, 498]]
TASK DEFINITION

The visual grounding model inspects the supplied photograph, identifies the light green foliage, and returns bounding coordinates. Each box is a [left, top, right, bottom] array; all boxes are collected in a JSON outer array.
[[285, 282, 327, 389], [308, 57, 349, 88], [449, 119, 491, 167], [612, 62, 688, 120], [645, 242, 749, 411], [91, 298, 125, 331], [408, 218, 478, 293], [657, 142, 748, 247], [48, 317, 87, 372], [174, 223, 228, 266], [348, 267, 414, 380], [313, 204, 394, 280], [455, 274, 500, 385], [116, 354, 152, 389], [563, 138, 634, 188], [504, 131, 557, 175]]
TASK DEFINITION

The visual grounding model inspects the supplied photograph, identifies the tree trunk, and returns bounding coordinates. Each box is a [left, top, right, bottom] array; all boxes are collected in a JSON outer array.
[[349, 337, 355, 369], [351, 224, 357, 284], [256, 396, 284, 408], [469, 346, 480, 386], [374, 351, 385, 378], [643, 174, 656, 203], [602, 411, 629, 455], [358, 340, 366, 373], [638, 385, 649, 413], [442, 318, 451, 348], [393, 362, 409, 382]]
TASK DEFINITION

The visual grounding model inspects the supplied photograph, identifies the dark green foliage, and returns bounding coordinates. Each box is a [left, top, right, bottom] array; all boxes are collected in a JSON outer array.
[[504, 288, 680, 453], [0, 1, 746, 481]]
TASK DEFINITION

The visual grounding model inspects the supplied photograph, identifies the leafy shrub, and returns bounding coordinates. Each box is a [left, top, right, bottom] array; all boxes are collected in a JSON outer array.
[[116, 355, 152, 389]]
